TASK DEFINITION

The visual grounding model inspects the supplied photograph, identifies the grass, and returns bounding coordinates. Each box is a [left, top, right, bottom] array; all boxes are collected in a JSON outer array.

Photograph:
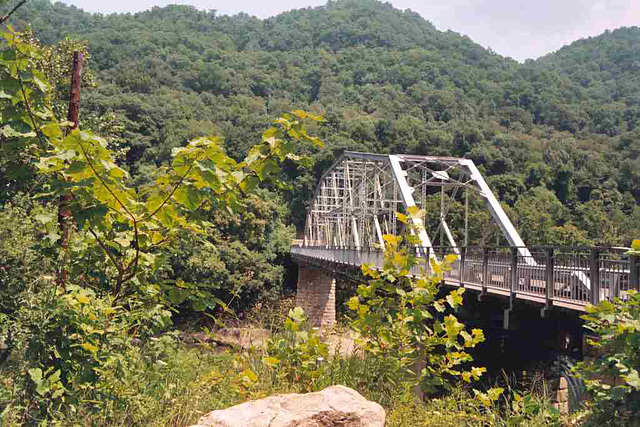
[[1, 331, 574, 427]]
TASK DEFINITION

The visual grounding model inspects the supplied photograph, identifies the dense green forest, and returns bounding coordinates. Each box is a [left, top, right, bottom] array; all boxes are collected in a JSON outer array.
[[2, 2, 640, 424], [6, 0, 640, 298]]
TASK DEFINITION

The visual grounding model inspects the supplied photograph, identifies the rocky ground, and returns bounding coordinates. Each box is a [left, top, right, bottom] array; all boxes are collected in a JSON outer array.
[[180, 327, 359, 357]]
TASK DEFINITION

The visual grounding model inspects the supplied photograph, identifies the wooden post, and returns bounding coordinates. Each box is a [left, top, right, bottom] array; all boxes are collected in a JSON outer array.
[[56, 51, 84, 289], [67, 51, 84, 129]]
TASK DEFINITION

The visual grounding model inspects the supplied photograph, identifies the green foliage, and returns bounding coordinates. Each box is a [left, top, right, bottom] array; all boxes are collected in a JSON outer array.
[[513, 187, 590, 246], [506, 393, 563, 427], [574, 290, 640, 422], [14, 282, 172, 420], [3, 337, 242, 425], [0, 23, 324, 423], [0, 198, 54, 317], [262, 307, 329, 391], [384, 385, 566, 427], [1, 336, 570, 426], [8, 0, 639, 244], [1, 1, 639, 424], [347, 207, 486, 394]]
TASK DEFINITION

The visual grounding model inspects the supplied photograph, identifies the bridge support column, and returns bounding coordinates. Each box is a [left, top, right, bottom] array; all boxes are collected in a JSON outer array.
[[503, 307, 515, 330], [295, 265, 336, 328]]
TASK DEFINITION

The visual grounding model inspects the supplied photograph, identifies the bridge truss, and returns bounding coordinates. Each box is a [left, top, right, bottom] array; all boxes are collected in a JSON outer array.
[[304, 151, 529, 259], [296, 152, 640, 314]]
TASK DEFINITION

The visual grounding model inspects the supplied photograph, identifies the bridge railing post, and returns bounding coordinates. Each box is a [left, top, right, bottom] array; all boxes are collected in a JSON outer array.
[[590, 248, 601, 304], [482, 247, 489, 295], [510, 247, 518, 300], [630, 254, 639, 292], [545, 248, 554, 308], [364, 244, 368, 267], [460, 246, 466, 286]]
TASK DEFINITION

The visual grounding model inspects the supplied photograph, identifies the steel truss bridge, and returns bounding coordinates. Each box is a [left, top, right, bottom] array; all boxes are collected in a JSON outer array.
[[291, 152, 640, 312]]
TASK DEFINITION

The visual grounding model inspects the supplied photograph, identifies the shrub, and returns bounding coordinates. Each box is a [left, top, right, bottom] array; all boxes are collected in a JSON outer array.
[[262, 307, 329, 392], [346, 207, 486, 395], [574, 289, 640, 422]]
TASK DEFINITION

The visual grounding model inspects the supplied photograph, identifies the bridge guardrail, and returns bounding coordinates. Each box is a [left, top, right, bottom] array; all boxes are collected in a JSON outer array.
[[291, 244, 640, 311]]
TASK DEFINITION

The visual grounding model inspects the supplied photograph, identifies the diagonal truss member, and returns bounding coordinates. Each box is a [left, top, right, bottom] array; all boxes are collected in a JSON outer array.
[[303, 151, 591, 290]]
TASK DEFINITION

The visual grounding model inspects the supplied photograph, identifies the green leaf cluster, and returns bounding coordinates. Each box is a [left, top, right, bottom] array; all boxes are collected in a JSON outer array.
[[262, 307, 330, 392], [348, 216, 486, 395], [574, 290, 640, 419]]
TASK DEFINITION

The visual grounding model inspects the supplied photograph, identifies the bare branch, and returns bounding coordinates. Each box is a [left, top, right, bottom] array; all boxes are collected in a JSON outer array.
[[0, 0, 27, 26], [66, 51, 83, 129], [142, 153, 200, 221], [88, 228, 122, 276], [77, 139, 137, 221]]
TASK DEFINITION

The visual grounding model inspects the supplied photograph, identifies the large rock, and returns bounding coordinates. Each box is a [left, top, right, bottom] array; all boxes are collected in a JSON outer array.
[[191, 385, 385, 427]]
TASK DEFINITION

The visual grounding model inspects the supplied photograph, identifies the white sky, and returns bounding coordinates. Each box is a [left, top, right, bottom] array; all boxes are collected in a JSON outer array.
[[56, 0, 640, 61]]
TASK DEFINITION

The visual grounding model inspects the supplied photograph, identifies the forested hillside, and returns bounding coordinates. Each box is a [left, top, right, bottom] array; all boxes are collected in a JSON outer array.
[[12, 0, 640, 247]]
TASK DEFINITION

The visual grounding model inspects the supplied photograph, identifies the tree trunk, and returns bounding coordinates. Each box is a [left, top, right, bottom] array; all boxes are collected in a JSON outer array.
[[56, 51, 84, 289]]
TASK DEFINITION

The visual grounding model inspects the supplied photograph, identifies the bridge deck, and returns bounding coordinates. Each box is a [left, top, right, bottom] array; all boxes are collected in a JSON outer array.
[[291, 246, 640, 312]]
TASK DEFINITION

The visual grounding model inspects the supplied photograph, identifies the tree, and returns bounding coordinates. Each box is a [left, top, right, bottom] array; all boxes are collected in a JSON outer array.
[[514, 187, 571, 246], [0, 24, 324, 418], [9, 0, 639, 253]]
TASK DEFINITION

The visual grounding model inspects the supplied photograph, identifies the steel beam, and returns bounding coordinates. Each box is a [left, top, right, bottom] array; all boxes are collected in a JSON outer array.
[[389, 155, 437, 262], [459, 159, 532, 260]]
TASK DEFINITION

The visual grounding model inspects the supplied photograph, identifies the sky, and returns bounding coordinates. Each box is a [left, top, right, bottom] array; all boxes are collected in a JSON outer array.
[[57, 0, 640, 61]]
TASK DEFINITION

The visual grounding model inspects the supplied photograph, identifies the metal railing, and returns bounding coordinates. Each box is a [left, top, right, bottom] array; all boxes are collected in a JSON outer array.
[[290, 244, 640, 311]]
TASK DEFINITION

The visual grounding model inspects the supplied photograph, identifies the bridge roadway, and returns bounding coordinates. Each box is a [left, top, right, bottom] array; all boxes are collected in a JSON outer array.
[[291, 245, 640, 313]]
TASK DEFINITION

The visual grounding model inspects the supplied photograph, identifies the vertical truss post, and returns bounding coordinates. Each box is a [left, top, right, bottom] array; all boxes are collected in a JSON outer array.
[[464, 187, 469, 247], [440, 185, 444, 247], [305, 212, 311, 245], [351, 217, 361, 250], [391, 176, 397, 236], [360, 160, 367, 247], [389, 155, 437, 263], [374, 216, 385, 249], [331, 170, 345, 247]]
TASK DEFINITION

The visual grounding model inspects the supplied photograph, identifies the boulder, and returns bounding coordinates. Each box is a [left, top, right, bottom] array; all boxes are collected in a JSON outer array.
[[190, 385, 385, 427]]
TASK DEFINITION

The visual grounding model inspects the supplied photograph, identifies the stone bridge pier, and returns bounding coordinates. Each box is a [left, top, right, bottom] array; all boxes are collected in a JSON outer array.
[[295, 264, 336, 328]]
